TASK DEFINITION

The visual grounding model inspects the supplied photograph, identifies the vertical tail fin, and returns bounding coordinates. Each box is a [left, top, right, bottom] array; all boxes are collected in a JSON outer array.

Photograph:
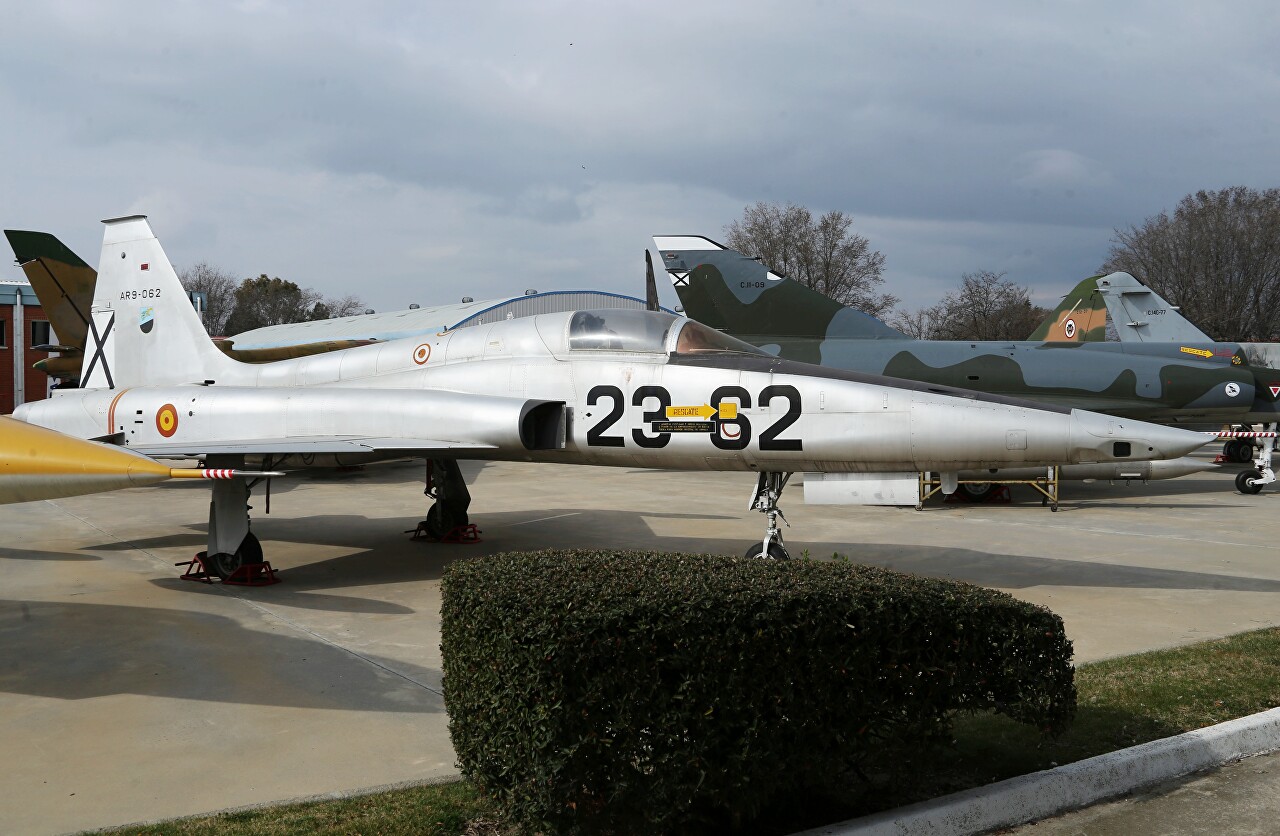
[[4, 230, 95, 350], [1093, 272, 1212, 342], [653, 235, 907, 342], [1028, 275, 1108, 342], [86, 216, 247, 389]]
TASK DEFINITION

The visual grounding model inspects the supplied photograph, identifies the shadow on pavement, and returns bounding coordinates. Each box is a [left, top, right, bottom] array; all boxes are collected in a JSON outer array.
[[0, 599, 442, 712]]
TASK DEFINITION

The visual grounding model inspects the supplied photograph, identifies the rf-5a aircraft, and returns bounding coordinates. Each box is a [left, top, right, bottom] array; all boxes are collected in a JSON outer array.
[[0, 416, 279, 504], [12, 216, 1207, 568]]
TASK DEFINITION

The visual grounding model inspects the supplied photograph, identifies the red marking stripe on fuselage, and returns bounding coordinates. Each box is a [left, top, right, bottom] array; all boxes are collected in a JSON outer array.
[[107, 389, 130, 434]]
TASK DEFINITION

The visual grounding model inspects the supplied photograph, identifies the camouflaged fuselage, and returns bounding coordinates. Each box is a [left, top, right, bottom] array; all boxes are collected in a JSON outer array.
[[659, 240, 1257, 423]]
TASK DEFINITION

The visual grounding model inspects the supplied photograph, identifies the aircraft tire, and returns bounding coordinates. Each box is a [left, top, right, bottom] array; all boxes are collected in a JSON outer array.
[[957, 482, 996, 501], [745, 542, 789, 560], [423, 503, 451, 539], [1232, 441, 1256, 464], [205, 533, 264, 579], [1236, 470, 1264, 495]]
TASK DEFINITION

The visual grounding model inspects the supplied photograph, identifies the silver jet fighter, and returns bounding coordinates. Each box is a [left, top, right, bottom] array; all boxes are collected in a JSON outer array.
[[14, 216, 1208, 566]]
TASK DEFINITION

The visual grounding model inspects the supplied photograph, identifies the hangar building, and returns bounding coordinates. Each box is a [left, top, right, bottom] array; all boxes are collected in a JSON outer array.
[[229, 290, 677, 349], [0, 281, 52, 413]]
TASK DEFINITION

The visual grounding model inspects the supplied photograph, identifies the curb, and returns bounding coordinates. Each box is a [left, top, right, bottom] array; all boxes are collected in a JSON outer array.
[[794, 706, 1280, 835]]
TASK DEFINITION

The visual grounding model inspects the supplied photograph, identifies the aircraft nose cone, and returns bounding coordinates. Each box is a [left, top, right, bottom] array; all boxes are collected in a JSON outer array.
[[1070, 409, 1210, 461], [1138, 422, 1214, 460]]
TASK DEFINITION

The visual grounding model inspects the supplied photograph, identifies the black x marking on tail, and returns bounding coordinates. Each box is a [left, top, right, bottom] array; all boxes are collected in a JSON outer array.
[[81, 312, 115, 388]]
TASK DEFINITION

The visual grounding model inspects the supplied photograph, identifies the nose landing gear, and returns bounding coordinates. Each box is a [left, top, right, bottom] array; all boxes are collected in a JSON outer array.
[[746, 472, 792, 560], [1236, 423, 1278, 495]]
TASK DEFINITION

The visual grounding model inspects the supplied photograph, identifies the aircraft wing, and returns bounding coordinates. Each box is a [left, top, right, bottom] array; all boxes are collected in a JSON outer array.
[[128, 437, 499, 458]]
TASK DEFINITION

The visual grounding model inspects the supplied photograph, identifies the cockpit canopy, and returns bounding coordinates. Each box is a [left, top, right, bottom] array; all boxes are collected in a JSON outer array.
[[566, 309, 765, 356]]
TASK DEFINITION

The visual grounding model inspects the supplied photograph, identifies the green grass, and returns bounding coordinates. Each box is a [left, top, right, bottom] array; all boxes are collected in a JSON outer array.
[[109, 781, 496, 835], [103, 627, 1280, 835]]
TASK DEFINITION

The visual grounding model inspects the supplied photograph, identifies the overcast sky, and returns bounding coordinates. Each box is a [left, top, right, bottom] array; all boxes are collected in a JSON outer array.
[[2, 1, 1277, 315]]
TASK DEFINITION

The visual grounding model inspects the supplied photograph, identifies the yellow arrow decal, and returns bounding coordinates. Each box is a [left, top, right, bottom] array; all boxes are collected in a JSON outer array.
[[667, 403, 719, 420]]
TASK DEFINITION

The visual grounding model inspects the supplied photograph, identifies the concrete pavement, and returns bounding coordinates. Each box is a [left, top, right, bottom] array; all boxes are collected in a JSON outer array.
[[1010, 750, 1280, 835], [1, 455, 1278, 833]]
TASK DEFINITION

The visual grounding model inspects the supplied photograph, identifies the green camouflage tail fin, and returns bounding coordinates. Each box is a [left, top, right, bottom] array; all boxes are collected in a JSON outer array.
[[652, 235, 907, 343], [1028, 275, 1108, 342], [4, 230, 97, 381]]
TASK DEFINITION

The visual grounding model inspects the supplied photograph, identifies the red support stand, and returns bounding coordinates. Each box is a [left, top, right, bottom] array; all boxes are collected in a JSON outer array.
[[407, 522, 483, 543], [177, 553, 216, 583], [176, 552, 281, 586], [223, 562, 281, 586]]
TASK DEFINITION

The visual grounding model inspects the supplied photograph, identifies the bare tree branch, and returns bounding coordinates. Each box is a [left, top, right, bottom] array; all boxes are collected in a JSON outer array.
[[725, 201, 896, 316], [889, 271, 1049, 340], [1102, 186, 1280, 341]]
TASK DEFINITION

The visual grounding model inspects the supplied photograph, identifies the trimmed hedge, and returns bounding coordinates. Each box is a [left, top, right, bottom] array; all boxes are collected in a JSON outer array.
[[441, 550, 1074, 833]]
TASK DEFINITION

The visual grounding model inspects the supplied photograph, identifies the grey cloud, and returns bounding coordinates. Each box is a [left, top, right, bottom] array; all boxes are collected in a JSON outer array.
[[3, 0, 1280, 316]]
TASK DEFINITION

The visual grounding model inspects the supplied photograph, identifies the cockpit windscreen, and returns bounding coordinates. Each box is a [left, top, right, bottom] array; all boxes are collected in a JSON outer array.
[[673, 319, 768, 356], [568, 309, 675, 352], [566, 309, 768, 356]]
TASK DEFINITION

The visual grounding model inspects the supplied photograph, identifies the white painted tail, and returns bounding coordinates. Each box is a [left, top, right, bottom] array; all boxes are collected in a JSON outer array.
[[84, 215, 248, 389]]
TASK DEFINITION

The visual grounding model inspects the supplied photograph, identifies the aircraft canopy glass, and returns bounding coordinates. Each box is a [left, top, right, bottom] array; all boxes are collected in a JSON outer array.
[[566, 309, 768, 356], [568, 309, 675, 352], [672, 319, 768, 356]]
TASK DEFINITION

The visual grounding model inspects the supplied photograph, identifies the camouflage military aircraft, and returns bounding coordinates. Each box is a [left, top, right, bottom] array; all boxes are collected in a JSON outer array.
[[1073, 270, 1280, 493], [656, 236, 1256, 428], [9, 215, 1206, 567]]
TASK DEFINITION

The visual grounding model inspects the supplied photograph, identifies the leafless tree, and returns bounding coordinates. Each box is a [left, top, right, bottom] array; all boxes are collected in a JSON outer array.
[[178, 261, 237, 336], [725, 202, 897, 317], [889, 271, 1049, 341], [1102, 186, 1280, 341]]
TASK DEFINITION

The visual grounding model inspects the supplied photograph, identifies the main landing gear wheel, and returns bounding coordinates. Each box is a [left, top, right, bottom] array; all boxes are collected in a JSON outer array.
[[423, 502, 464, 540], [1236, 470, 1265, 495], [205, 532, 264, 579], [419, 459, 472, 540], [746, 542, 790, 560], [1227, 439, 1256, 464], [957, 482, 996, 501]]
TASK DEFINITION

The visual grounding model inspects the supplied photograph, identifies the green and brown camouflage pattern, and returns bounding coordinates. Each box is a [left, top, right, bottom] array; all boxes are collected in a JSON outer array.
[[5, 230, 96, 380], [657, 235, 1259, 422], [1027, 275, 1109, 342]]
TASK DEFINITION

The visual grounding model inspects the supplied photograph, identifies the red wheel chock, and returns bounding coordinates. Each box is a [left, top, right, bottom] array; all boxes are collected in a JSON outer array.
[[177, 552, 281, 586], [406, 522, 483, 543]]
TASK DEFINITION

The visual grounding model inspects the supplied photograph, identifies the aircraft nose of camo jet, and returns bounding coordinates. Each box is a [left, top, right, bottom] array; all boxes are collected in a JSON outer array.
[[1069, 409, 1209, 462]]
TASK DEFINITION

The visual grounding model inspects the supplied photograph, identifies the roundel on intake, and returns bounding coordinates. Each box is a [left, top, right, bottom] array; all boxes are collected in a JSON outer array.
[[413, 343, 432, 365], [156, 404, 179, 437]]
